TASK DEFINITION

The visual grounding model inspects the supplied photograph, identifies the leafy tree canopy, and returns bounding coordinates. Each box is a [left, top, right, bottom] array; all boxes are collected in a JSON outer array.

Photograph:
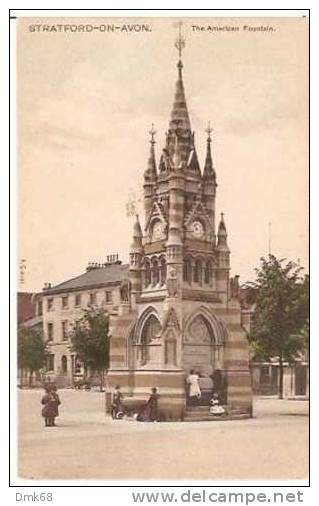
[[18, 327, 47, 373], [248, 255, 309, 364], [69, 306, 110, 372]]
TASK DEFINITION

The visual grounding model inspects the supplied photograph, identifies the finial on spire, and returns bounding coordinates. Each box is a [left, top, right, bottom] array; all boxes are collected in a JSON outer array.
[[144, 125, 157, 182], [205, 121, 213, 141], [149, 123, 156, 145], [174, 21, 186, 60]]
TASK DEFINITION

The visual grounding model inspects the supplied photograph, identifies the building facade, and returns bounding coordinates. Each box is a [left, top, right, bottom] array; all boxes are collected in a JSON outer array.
[[250, 360, 309, 398], [106, 38, 253, 420], [240, 289, 309, 398], [41, 257, 128, 387]]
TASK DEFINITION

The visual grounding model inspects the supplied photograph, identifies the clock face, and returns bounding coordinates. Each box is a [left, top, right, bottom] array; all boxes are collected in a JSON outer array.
[[191, 221, 204, 238], [152, 221, 164, 240]]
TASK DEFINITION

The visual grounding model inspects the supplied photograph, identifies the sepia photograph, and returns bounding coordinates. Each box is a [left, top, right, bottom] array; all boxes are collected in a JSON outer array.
[[14, 12, 309, 483]]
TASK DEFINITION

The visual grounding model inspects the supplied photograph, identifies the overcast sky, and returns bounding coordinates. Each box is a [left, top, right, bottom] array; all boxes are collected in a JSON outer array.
[[17, 16, 309, 292]]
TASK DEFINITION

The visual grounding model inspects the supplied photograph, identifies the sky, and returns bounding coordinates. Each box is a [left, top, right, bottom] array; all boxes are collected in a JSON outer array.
[[17, 16, 309, 292]]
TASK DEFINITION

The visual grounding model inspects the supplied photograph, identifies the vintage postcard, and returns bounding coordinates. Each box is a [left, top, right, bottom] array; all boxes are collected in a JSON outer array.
[[15, 12, 309, 484]]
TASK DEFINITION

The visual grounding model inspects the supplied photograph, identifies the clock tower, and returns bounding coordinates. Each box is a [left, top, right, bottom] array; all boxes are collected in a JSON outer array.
[[107, 27, 253, 421]]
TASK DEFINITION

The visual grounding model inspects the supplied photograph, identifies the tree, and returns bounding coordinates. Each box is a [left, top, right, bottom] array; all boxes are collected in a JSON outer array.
[[69, 307, 110, 391], [18, 327, 47, 387], [248, 255, 309, 399]]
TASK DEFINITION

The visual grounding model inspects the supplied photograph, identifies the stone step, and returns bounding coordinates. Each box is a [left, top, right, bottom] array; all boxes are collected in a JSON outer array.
[[186, 405, 211, 412], [183, 413, 251, 422]]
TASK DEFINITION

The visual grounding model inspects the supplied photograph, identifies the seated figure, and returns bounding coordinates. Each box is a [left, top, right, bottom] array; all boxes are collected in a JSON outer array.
[[209, 392, 225, 416], [111, 385, 125, 419]]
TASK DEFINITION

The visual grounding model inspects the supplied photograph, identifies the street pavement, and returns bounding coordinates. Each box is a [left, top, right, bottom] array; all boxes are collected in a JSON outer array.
[[17, 389, 309, 481]]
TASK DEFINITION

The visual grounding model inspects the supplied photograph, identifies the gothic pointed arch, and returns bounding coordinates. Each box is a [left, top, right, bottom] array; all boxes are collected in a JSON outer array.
[[133, 306, 161, 344], [183, 306, 227, 346], [136, 309, 162, 366], [184, 200, 212, 231], [141, 314, 162, 344], [144, 201, 167, 234]]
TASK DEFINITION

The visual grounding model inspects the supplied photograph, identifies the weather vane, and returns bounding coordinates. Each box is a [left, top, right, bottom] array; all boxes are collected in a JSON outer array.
[[174, 20, 186, 59]]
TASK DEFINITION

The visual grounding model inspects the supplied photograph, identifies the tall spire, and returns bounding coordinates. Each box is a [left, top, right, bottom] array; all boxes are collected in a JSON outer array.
[[169, 22, 191, 133], [203, 122, 216, 181], [130, 214, 143, 253], [163, 22, 193, 170], [144, 124, 157, 182]]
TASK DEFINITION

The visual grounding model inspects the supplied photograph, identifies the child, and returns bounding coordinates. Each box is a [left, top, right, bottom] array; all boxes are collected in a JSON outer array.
[[209, 392, 225, 416], [111, 385, 124, 419]]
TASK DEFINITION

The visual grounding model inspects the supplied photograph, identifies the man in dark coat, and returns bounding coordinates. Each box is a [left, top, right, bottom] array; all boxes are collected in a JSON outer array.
[[41, 385, 61, 427], [142, 387, 159, 422]]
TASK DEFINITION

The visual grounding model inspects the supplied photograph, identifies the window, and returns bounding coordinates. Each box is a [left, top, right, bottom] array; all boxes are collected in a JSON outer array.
[[204, 261, 213, 284], [183, 258, 192, 284], [89, 293, 97, 306], [37, 300, 43, 316], [75, 294, 82, 307], [140, 314, 162, 365], [151, 258, 159, 286], [47, 354, 54, 372], [144, 260, 151, 288], [62, 321, 68, 341], [61, 355, 67, 374], [62, 296, 68, 309], [47, 298, 54, 311], [193, 259, 202, 284], [47, 322, 54, 341], [159, 257, 167, 286], [105, 291, 112, 304]]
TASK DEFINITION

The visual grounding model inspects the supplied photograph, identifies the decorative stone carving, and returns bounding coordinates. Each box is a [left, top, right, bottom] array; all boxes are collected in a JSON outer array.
[[167, 269, 178, 297], [163, 307, 180, 331]]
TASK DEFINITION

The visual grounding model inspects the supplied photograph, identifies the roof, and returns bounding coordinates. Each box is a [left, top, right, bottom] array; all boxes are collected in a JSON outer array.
[[43, 263, 129, 295]]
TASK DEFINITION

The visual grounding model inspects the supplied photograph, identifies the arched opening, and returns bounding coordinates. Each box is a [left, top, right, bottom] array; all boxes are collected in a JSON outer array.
[[159, 256, 167, 286], [151, 257, 160, 286], [183, 257, 192, 284], [144, 259, 151, 288], [183, 314, 217, 406], [204, 260, 213, 285], [61, 355, 67, 374], [193, 259, 202, 285], [140, 314, 162, 365]]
